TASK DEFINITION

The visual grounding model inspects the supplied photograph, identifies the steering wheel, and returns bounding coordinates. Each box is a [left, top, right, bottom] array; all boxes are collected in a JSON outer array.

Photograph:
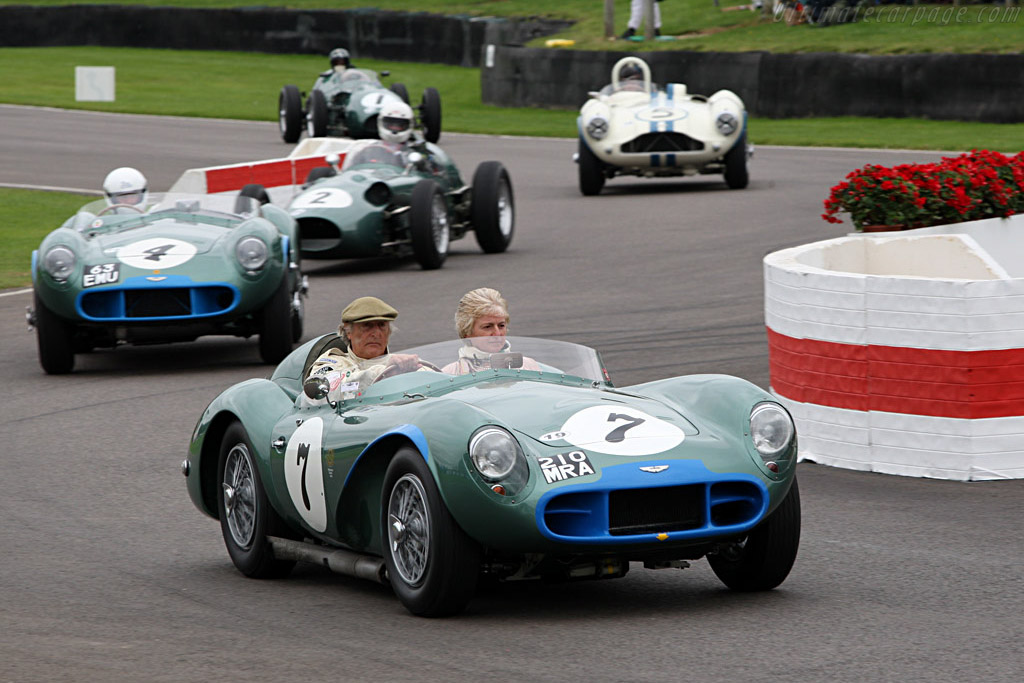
[[374, 357, 443, 382], [96, 203, 145, 216]]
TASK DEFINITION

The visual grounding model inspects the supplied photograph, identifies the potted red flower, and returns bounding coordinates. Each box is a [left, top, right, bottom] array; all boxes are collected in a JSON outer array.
[[823, 150, 1024, 231]]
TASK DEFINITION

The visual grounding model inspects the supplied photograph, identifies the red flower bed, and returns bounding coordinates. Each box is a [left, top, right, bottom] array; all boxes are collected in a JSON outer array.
[[822, 150, 1024, 231]]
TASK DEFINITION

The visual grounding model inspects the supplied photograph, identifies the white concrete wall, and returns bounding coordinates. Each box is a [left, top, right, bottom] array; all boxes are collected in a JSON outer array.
[[764, 214, 1024, 481]]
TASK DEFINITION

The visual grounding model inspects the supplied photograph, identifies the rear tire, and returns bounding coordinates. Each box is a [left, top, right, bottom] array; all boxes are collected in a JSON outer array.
[[34, 292, 75, 374], [420, 87, 442, 144], [218, 422, 295, 579], [578, 139, 606, 196], [278, 85, 303, 143], [409, 179, 450, 270], [708, 478, 800, 591], [236, 184, 270, 213], [390, 82, 410, 105], [724, 132, 749, 190], [470, 161, 514, 254], [306, 89, 328, 139], [381, 447, 480, 617], [258, 278, 293, 364]]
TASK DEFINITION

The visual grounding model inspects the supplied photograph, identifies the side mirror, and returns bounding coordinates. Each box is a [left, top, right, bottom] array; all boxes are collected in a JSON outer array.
[[407, 151, 424, 165], [303, 376, 330, 401], [326, 153, 341, 170], [381, 70, 390, 78]]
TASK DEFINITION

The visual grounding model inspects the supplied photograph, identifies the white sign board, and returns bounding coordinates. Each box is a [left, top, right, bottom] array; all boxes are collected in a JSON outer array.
[[75, 66, 115, 102]]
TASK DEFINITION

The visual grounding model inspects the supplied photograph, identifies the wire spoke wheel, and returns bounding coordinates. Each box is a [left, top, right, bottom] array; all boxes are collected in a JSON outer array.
[[430, 194, 451, 254], [222, 443, 257, 549], [216, 422, 295, 579], [497, 182, 513, 238], [387, 473, 431, 586]]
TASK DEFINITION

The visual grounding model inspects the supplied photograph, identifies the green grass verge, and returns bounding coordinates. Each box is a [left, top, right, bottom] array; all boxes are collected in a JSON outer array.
[[0, 189, 95, 290], [2, 43, 1022, 289], [11, 0, 1024, 54], [2, 47, 1023, 151]]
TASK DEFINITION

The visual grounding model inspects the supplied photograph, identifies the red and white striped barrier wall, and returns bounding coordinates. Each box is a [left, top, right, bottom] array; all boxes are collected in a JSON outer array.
[[168, 138, 355, 201], [764, 216, 1024, 481]]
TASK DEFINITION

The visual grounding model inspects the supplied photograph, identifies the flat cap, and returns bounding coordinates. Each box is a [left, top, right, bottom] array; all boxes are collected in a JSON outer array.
[[341, 296, 398, 324]]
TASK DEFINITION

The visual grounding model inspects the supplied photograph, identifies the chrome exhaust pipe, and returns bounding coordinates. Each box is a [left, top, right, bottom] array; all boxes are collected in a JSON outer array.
[[269, 536, 388, 584]]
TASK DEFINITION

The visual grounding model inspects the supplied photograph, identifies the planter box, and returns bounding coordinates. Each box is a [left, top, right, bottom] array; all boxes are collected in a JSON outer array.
[[763, 214, 1024, 480]]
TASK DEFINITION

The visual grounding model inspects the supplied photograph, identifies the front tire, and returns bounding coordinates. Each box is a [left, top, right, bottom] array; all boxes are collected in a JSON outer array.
[[578, 138, 606, 196], [409, 179, 450, 270], [306, 89, 328, 139], [258, 278, 293, 364], [420, 87, 442, 144], [34, 292, 75, 374], [708, 477, 800, 591], [278, 85, 303, 143], [723, 132, 749, 190], [381, 447, 480, 617], [217, 422, 295, 579], [470, 161, 515, 254]]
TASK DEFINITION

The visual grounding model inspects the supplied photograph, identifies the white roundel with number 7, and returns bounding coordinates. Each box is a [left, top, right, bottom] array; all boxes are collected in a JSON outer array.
[[540, 406, 685, 456], [284, 418, 328, 532]]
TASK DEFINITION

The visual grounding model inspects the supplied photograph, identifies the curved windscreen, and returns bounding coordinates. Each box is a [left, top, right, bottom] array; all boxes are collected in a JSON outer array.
[[68, 193, 262, 233], [340, 68, 379, 85], [344, 142, 407, 169], [397, 336, 610, 385]]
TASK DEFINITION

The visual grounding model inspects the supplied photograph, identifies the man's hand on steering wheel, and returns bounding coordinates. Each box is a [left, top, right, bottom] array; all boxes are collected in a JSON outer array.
[[376, 354, 441, 381]]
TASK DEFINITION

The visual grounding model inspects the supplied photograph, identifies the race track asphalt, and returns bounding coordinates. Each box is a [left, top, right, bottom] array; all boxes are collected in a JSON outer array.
[[1, 105, 1021, 682]]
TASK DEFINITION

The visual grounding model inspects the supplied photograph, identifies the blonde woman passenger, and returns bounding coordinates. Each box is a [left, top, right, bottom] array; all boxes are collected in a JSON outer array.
[[441, 288, 541, 375]]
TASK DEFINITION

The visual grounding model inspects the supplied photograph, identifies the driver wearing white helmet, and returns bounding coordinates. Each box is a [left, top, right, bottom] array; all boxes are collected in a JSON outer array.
[[102, 167, 149, 207], [377, 100, 414, 145]]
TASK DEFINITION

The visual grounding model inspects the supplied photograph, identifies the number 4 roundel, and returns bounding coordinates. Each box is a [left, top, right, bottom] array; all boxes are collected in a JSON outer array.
[[551, 406, 685, 456], [284, 418, 328, 532]]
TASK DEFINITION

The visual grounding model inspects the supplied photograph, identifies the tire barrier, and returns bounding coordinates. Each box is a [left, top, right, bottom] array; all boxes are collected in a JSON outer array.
[[481, 46, 1024, 123], [0, 5, 570, 68], [763, 215, 1024, 481]]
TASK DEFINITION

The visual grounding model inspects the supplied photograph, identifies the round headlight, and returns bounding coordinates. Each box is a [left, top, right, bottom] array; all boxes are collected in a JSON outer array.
[[586, 116, 609, 140], [43, 246, 76, 282], [236, 237, 268, 271], [750, 403, 795, 459], [716, 112, 738, 136], [469, 427, 523, 481]]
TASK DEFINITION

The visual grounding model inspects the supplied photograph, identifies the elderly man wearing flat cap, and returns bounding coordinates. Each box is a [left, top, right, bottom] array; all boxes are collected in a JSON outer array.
[[305, 296, 423, 400]]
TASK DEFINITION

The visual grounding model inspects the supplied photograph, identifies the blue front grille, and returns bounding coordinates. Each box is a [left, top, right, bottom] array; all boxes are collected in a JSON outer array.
[[537, 460, 768, 544], [78, 285, 238, 321]]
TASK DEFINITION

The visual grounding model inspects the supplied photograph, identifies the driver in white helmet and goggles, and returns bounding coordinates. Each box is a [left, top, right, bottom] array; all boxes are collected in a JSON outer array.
[[377, 101, 414, 145], [102, 167, 149, 207]]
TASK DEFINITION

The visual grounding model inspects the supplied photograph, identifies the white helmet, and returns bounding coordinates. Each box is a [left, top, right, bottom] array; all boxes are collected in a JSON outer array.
[[377, 101, 414, 145], [103, 167, 148, 206]]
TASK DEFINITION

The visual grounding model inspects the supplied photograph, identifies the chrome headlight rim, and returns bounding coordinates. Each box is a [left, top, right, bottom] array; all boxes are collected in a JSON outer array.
[[42, 245, 76, 282], [749, 402, 795, 460], [586, 116, 610, 140], [235, 236, 269, 272], [715, 111, 739, 136], [469, 426, 524, 482]]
